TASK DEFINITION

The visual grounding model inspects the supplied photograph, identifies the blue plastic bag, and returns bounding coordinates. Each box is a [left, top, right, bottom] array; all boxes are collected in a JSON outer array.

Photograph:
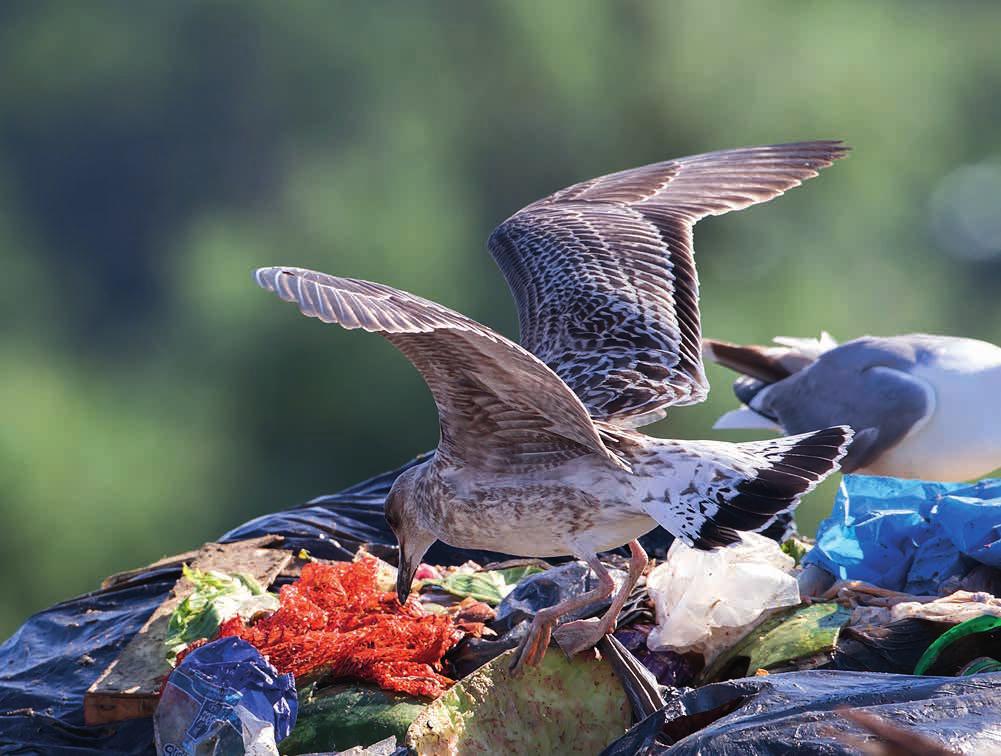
[[154, 636, 297, 755], [937, 482, 1001, 568], [804, 476, 1001, 593]]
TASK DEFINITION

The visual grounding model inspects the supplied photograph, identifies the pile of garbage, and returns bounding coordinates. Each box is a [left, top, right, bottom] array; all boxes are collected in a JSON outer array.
[[2, 460, 1001, 754]]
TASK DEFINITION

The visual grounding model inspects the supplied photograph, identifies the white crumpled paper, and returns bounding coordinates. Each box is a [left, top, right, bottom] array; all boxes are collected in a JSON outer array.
[[646, 532, 800, 655]]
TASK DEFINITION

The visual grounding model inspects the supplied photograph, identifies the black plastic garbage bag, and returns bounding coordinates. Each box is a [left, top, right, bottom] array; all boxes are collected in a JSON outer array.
[[831, 618, 950, 674], [0, 568, 175, 755], [601, 670, 1001, 755]]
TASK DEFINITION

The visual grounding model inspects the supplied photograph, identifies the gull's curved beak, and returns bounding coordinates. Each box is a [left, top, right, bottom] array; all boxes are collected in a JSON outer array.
[[394, 529, 435, 606], [396, 547, 417, 605]]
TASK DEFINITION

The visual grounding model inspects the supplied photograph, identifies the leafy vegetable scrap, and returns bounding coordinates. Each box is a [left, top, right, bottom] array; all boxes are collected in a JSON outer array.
[[702, 602, 851, 682], [424, 565, 544, 606], [164, 565, 279, 664]]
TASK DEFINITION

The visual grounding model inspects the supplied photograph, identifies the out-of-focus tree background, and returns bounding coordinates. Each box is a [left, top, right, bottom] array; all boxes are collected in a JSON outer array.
[[2, 1, 1000, 637]]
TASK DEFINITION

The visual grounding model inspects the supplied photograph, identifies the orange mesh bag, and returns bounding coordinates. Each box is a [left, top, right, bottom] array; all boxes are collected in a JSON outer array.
[[217, 558, 467, 698]]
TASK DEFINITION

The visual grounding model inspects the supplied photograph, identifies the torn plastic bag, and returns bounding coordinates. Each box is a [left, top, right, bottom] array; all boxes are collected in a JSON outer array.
[[601, 670, 1001, 755], [804, 475, 1001, 593], [154, 636, 296, 755], [0, 569, 176, 755], [493, 561, 626, 631], [645, 533, 800, 658], [936, 481, 1001, 567]]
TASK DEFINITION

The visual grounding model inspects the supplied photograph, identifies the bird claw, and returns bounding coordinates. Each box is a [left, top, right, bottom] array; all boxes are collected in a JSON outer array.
[[509, 617, 553, 675], [553, 617, 609, 657]]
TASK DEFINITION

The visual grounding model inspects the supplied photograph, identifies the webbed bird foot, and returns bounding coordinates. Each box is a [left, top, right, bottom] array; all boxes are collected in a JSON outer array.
[[507, 545, 637, 674], [554, 540, 647, 658], [509, 616, 554, 675], [553, 616, 609, 657]]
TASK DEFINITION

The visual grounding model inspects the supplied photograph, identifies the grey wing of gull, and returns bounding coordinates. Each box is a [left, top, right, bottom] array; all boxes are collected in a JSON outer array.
[[754, 337, 935, 472], [254, 267, 625, 473], [489, 141, 849, 428]]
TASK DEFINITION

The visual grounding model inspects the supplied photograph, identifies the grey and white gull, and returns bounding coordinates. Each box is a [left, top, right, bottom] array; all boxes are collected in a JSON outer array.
[[254, 141, 853, 671], [707, 332, 1001, 481]]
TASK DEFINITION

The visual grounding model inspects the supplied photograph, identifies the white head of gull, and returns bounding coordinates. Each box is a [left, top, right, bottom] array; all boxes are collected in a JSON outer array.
[[255, 141, 853, 672]]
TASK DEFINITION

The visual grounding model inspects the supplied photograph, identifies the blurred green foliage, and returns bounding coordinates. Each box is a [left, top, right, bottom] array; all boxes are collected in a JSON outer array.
[[1, 1, 1000, 638]]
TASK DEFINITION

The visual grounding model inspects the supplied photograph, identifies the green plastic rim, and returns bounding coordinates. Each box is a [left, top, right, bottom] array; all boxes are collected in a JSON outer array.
[[914, 614, 1001, 676]]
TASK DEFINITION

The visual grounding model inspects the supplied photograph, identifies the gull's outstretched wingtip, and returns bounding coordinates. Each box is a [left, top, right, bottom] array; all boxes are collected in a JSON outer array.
[[252, 266, 286, 289], [252, 266, 272, 289], [796, 138, 851, 166], [828, 139, 851, 160], [773, 138, 851, 167], [253, 266, 308, 294]]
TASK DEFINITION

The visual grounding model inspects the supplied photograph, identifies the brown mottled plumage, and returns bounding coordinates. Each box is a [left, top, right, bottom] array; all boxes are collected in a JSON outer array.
[[489, 141, 849, 427], [255, 141, 852, 672]]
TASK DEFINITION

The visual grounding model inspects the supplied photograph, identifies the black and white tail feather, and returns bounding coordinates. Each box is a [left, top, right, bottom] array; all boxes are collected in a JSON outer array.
[[690, 425, 853, 549]]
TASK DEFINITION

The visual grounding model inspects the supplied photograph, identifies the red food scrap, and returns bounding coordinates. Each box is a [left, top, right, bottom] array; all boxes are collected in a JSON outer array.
[[217, 558, 465, 698], [413, 563, 441, 581]]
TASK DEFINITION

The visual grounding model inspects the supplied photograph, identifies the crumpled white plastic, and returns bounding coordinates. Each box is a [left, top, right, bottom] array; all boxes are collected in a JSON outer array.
[[238, 705, 280, 756], [646, 532, 800, 654]]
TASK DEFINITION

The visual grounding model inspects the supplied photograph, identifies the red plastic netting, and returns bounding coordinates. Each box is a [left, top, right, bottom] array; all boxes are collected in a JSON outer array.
[[215, 558, 465, 698]]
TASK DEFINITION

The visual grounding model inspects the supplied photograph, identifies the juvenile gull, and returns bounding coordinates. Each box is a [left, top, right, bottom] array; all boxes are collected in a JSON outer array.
[[255, 141, 853, 671], [707, 333, 1001, 481]]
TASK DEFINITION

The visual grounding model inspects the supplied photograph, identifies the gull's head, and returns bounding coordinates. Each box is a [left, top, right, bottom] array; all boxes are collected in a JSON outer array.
[[385, 464, 437, 605]]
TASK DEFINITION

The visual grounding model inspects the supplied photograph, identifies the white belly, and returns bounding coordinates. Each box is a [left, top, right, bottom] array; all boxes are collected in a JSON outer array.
[[433, 461, 658, 558]]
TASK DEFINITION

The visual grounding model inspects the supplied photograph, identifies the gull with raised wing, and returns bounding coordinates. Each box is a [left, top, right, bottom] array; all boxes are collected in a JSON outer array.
[[255, 141, 853, 672], [707, 332, 1001, 481]]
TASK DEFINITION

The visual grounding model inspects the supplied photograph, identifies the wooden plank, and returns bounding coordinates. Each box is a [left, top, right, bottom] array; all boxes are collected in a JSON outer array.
[[84, 535, 291, 725]]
